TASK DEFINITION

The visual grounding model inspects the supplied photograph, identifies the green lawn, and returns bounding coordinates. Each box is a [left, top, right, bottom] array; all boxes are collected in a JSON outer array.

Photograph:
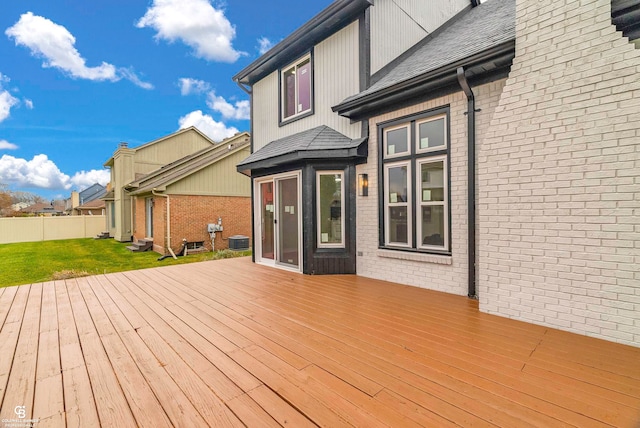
[[0, 238, 251, 287]]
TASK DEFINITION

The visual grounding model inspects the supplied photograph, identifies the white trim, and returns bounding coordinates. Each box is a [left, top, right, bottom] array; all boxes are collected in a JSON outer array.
[[377, 249, 452, 264], [383, 123, 411, 159], [281, 54, 312, 121], [253, 171, 302, 273], [383, 160, 412, 248], [416, 156, 448, 252], [316, 171, 345, 248], [416, 114, 447, 154]]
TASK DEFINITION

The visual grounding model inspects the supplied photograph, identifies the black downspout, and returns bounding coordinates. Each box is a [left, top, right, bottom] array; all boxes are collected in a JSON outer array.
[[457, 67, 477, 299]]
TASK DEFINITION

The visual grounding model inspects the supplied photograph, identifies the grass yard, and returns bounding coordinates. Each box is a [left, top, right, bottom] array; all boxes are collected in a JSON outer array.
[[0, 238, 251, 287]]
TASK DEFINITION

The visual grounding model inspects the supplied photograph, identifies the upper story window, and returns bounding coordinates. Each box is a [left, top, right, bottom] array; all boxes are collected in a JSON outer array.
[[281, 53, 313, 123], [380, 107, 450, 254]]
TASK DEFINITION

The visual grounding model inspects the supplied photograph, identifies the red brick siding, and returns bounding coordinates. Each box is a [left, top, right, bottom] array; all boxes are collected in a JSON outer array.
[[133, 197, 145, 242], [134, 194, 251, 254]]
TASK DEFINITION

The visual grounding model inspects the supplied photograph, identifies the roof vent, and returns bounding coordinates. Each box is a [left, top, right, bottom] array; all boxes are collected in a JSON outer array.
[[119, 142, 128, 149]]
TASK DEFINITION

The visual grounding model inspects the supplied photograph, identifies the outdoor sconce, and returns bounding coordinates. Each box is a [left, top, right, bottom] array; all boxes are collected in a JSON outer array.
[[358, 173, 368, 196]]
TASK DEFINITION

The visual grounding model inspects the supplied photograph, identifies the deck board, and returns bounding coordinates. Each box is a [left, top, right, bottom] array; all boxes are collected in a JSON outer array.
[[0, 257, 639, 427]]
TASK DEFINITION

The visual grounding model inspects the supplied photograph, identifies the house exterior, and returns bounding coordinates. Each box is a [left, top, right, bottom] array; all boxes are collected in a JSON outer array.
[[235, 0, 470, 274], [103, 127, 219, 242], [125, 132, 251, 255], [236, 0, 640, 348], [74, 198, 106, 216], [20, 201, 66, 216], [65, 183, 106, 215]]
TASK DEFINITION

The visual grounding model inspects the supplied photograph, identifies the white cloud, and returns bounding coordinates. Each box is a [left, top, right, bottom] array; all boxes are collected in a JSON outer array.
[[178, 110, 238, 142], [6, 12, 153, 88], [0, 90, 18, 123], [0, 140, 18, 150], [0, 154, 71, 189], [0, 153, 111, 190], [137, 0, 244, 63], [118, 67, 154, 90], [0, 73, 19, 122], [257, 37, 274, 55], [206, 91, 249, 120], [70, 169, 110, 190], [0, 73, 32, 119], [179, 78, 211, 96], [6, 12, 117, 81]]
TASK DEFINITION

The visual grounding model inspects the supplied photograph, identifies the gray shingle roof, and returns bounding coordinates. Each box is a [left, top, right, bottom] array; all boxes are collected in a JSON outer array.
[[237, 126, 367, 174], [338, 0, 515, 106]]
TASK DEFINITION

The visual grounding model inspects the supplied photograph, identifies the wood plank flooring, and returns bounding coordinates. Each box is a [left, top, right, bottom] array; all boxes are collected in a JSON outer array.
[[0, 257, 639, 427]]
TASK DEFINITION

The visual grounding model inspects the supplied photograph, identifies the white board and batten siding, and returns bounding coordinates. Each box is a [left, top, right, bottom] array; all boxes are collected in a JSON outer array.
[[252, 21, 361, 152], [370, 0, 469, 74]]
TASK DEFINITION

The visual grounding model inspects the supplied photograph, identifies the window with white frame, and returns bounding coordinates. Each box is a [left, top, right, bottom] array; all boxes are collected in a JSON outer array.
[[317, 171, 344, 248], [380, 109, 449, 253], [281, 54, 312, 122]]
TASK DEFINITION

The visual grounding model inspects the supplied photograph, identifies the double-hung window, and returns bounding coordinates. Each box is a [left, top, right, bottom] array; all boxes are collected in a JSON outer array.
[[281, 53, 312, 122], [380, 108, 450, 253]]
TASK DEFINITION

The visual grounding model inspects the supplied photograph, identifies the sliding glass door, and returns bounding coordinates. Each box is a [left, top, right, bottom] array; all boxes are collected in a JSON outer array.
[[255, 172, 301, 271]]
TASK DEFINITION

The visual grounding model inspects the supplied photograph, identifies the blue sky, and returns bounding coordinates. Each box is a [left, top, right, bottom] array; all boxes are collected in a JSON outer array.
[[0, 0, 332, 200]]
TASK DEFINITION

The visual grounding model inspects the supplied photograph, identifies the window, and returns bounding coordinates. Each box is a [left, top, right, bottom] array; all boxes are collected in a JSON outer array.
[[380, 108, 449, 253], [317, 171, 344, 248], [281, 54, 312, 122]]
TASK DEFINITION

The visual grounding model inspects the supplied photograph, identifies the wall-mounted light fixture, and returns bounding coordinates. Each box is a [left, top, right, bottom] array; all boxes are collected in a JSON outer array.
[[358, 173, 368, 197]]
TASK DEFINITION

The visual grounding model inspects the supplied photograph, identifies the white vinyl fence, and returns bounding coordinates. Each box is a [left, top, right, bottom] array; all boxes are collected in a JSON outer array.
[[0, 216, 106, 244]]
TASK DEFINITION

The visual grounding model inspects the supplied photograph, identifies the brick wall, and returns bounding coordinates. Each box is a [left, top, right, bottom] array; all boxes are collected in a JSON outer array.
[[133, 194, 251, 254], [478, 0, 640, 346], [357, 80, 506, 295]]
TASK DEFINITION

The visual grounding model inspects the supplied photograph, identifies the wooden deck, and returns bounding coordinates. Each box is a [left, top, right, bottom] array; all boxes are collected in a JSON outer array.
[[0, 257, 639, 427]]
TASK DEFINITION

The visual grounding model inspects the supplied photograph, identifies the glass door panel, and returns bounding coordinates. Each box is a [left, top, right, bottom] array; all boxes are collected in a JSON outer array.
[[260, 182, 275, 260], [145, 197, 153, 238], [277, 177, 299, 268]]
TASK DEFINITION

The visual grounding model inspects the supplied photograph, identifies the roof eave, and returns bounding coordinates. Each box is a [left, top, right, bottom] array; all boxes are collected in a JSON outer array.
[[233, 0, 372, 85], [130, 141, 250, 195], [236, 139, 368, 176], [333, 40, 516, 120]]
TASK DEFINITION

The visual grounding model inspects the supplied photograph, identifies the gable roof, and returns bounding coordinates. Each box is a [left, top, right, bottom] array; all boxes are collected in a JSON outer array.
[[104, 126, 215, 167], [79, 184, 106, 204], [233, 0, 372, 86], [237, 126, 367, 175], [76, 198, 105, 211], [334, 0, 515, 120], [126, 132, 250, 195]]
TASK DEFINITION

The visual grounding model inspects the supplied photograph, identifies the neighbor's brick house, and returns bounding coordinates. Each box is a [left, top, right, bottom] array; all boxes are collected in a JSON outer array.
[[104, 127, 220, 242], [127, 132, 251, 254]]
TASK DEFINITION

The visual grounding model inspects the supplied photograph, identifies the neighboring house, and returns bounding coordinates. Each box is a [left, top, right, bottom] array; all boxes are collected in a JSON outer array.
[[236, 0, 640, 347], [20, 202, 66, 216], [103, 127, 221, 242], [65, 183, 106, 215], [125, 132, 251, 255], [75, 198, 106, 216]]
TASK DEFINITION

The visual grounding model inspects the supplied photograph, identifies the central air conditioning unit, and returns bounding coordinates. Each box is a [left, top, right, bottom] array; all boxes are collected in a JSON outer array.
[[228, 235, 250, 251]]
